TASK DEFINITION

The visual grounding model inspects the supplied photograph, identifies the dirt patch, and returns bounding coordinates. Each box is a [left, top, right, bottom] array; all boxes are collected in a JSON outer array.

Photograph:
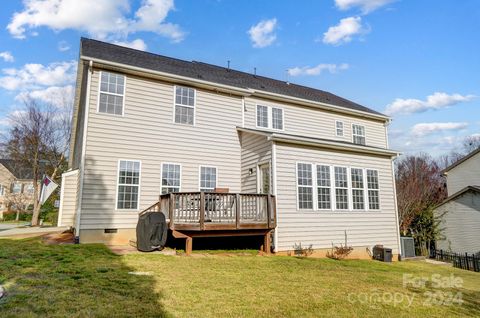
[[42, 231, 75, 245]]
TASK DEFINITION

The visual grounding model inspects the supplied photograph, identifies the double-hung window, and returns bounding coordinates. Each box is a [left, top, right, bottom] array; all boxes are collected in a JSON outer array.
[[297, 163, 313, 209], [352, 124, 366, 145], [12, 182, 22, 194], [334, 167, 349, 210], [117, 160, 140, 210], [336, 121, 344, 136], [317, 165, 331, 209], [367, 169, 380, 209], [256, 105, 283, 130], [0, 185, 5, 196], [99, 71, 125, 115], [25, 183, 34, 194], [351, 168, 365, 210], [200, 166, 217, 192], [161, 163, 181, 194], [175, 86, 195, 125]]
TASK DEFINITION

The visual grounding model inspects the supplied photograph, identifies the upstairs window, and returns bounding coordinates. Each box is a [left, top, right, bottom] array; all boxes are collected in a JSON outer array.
[[117, 160, 140, 210], [199, 166, 217, 192], [0, 185, 5, 196], [175, 86, 195, 125], [351, 168, 365, 210], [256, 105, 283, 130], [297, 163, 313, 209], [352, 124, 366, 145], [334, 167, 349, 210], [367, 169, 380, 210], [25, 183, 34, 194], [99, 71, 125, 115], [12, 182, 22, 194], [161, 163, 181, 194], [336, 121, 344, 136]]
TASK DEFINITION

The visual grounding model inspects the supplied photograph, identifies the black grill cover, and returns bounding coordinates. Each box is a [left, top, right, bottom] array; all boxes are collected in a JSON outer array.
[[136, 212, 168, 252]]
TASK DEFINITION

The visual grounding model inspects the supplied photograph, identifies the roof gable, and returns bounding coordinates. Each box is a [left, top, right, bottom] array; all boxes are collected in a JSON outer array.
[[442, 148, 480, 174], [80, 38, 386, 118], [0, 159, 33, 180]]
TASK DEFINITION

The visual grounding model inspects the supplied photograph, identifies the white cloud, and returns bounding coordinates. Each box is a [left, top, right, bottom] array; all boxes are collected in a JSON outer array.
[[0, 51, 14, 62], [385, 92, 475, 115], [288, 63, 349, 76], [322, 16, 368, 45], [411, 122, 468, 137], [113, 38, 147, 51], [248, 18, 278, 48], [58, 41, 70, 51], [335, 0, 395, 14], [7, 0, 184, 42], [15, 85, 75, 108], [0, 60, 77, 91]]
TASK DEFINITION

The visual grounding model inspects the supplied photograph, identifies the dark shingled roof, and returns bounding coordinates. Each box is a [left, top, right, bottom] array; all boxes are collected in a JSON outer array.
[[80, 38, 386, 118], [0, 159, 33, 180]]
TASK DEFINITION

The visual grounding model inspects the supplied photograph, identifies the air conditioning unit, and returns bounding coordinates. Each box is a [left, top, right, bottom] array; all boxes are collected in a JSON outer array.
[[400, 237, 415, 259]]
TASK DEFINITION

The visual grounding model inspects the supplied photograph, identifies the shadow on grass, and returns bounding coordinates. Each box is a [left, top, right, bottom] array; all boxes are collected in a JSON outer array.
[[0, 238, 168, 317]]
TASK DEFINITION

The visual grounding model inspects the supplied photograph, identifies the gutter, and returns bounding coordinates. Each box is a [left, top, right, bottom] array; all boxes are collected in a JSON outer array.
[[80, 55, 390, 122]]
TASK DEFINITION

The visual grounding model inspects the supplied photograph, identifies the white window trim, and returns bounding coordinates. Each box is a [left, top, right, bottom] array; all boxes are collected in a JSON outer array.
[[366, 168, 381, 210], [0, 184, 5, 197], [255, 104, 285, 131], [115, 159, 141, 211], [350, 166, 366, 210], [352, 123, 366, 145], [334, 166, 350, 211], [335, 120, 344, 137], [198, 165, 218, 192], [160, 162, 182, 194], [256, 161, 272, 194], [96, 70, 126, 117], [296, 162, 315, 211], [316, 164, 333, 211], [173, 85, 196, 126]]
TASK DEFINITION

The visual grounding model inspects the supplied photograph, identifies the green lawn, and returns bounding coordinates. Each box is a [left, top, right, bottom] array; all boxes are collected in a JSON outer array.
[[0, 239, 479, 317]]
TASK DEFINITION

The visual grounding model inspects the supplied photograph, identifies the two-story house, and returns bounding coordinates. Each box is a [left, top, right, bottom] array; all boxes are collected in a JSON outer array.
[[0, 159, 35, 219], [435, 148, 480, 254], [58, 38, 401, 258]]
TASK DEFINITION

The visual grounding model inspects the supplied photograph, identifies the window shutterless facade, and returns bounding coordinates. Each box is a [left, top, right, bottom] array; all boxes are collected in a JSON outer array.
[[98, 71, 125, 115], [174, 86, 195, 125], [297, 163, 313, 209], [256, 105, 283, 130], [335, 121, 344, 136], [367, 169, 380, 209], [351, 168, 365, 210], [117, 160, 140, 210], [199, 166, 217, 192], [334, 166, 349, 210], [352, 124, 366, 145], [316, 165, 331, 209], [12, 182, 22, 194], [161, 163, 181, 194]]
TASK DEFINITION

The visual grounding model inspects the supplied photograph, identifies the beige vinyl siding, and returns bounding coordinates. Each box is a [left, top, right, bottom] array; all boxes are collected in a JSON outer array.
[[79, 69, 243, 229], [243, 97, 388, 149], [240, 132, 271, 193], [436, 191, 480, 254], [446, 152, 480, 195], [274, 142, 399, 253], [59, 170, 79, 227]]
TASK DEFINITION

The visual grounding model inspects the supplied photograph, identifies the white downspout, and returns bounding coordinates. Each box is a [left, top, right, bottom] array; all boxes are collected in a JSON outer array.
[[75, 60, 93, 240], [271, 141, 278, 252], [391, 158, 402, 259]]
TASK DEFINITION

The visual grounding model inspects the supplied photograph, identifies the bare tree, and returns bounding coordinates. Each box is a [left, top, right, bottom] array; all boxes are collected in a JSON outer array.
[[462, 135, 480, 154], [1, 98, 71, 226], [395, 153, 447, 236]]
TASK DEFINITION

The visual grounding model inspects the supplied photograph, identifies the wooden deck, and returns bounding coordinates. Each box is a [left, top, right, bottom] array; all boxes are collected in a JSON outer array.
[[140, 192, 277, 255]]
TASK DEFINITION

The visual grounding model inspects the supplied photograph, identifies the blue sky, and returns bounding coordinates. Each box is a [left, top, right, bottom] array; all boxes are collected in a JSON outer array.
[[0, 0, 478, 156]]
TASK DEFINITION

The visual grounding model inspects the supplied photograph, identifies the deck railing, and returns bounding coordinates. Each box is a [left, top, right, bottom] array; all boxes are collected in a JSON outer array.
[[142, 192, 276, 231]]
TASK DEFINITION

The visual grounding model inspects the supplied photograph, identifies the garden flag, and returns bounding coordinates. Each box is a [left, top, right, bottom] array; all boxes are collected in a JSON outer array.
[[39, 175, 58, 205]]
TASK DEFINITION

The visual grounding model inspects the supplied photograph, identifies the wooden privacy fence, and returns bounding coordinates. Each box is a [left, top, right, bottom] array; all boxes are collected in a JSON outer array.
[[432, 249, 480, 272]]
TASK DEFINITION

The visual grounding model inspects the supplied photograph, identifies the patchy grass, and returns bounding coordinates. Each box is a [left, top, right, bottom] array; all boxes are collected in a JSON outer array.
[[0, 238, 479, 317]]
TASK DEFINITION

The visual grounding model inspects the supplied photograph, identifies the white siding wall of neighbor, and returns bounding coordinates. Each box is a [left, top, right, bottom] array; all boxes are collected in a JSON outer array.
[[58, 170, 79, 227], [446, 152, 480, 195], [240, 133, 272, 193], [79, 69, 243, 230], [436, 192, 480, 254], [243, 97, 388, 149], [275, 142, 400, 253]]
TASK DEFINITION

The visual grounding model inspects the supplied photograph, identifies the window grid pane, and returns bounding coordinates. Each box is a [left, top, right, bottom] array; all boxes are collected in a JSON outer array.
[[336, 121, 344, 136], [367, 170, 380, 209], [334, 167, 348, 209], [175, 86, 195, 124], [272, 107, 283, 130], [99, 72, 124, 115], [317, 165, 331, 209], [117, 160, 140, 209], [175, 105, 194, 125], [351, 168, 364, 209], [297, 163, 313, 209], [352, 124, 366, 145], [257, 105, 268, 128], [200, 166, 217, 191], [162, 164, 181, 194]]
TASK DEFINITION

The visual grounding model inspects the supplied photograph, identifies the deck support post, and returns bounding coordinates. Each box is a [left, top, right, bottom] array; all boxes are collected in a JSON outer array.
[[263, 230, 272, 254], [186, 236, 193, 256], [235, 193, 241, 229]]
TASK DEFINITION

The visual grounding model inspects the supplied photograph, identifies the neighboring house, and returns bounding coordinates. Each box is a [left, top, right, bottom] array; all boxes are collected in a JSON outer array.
[[0, 159, 35, 219], [435, 148, 480, 254], [59, 38, 401, 258]]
